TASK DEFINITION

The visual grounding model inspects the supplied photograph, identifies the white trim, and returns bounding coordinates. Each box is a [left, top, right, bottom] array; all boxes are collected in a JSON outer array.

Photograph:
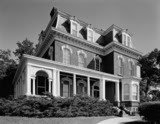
[[70, 19, 79, 37], [87, 27, 94, 42], [77, 50, 87, 58]]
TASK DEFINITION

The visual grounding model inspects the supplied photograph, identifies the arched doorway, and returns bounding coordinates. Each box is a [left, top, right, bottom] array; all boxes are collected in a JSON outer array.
[[35, 71, 49, 95]]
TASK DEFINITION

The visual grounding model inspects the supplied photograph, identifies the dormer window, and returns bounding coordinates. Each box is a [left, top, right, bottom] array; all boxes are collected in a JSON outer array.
[[87, 28, 94, 42], [70, 19, 79, 37], [122, 32, 132, 48]]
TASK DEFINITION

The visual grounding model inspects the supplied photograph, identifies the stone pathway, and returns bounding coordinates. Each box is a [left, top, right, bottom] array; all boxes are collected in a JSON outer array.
[[97, 116, 142, 124]]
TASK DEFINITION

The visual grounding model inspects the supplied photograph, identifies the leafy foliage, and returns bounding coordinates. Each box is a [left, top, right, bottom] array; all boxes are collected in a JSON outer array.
[[0, 95, 114, 118], [138, 48, 160, 100], [13, 38, 36, 60], [138, 101, 160, 123]]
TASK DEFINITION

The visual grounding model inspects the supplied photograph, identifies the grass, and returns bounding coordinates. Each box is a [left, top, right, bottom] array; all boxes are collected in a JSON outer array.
[[0, 116, 114, 124]]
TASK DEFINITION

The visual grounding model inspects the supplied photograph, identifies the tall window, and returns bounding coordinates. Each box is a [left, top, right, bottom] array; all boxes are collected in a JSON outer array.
[[92, 82, 99, 98], [63, 48, 71, 64], [129, 61, 134, 76], [132, 84, 138, 100], [88, 29, 94, 42], [72, 22, 78, 36], [123, 34, 127, 45], [119, 57, 124, 75], [62, 80, 70, 97], [124, 84, 130, 100], [78, 53, 85, 67], [35, 71, 49, 95], [77, 80, 87, 95], [95, 56, 101, 71]]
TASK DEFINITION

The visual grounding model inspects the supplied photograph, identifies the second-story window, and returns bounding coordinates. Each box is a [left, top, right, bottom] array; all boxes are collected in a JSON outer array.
[[78, 53, 85, 67], [94, 56, 101, 71], [129, 60, 134, 76], [87, 29, 94, 42], [77, 50, 87, 68], [62, 45, 72, 65], [118, 57, 124, 75], [71, 22, 78, 36]]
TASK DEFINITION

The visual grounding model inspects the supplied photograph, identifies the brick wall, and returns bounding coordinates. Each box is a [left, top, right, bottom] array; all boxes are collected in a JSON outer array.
[[114, 52, 138, 77], [54, 40, 100, 70]]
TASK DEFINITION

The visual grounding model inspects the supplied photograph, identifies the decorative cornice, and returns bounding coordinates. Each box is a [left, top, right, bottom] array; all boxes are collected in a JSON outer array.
[[24, 54, 121, 81], [36, 27, 142, 60], [51, 27, 104, 55], [104, 41, 142, 59]]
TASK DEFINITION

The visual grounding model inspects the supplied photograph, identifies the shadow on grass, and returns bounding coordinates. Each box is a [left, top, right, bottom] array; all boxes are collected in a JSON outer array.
[[121, 120, 150, 124]]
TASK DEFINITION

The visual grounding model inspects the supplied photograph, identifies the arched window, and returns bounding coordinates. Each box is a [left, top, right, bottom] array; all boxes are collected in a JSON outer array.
[[35, 71, 49, 95], [94, 55, 101, 71], [79, 53, 85, 67], [62, 45, 72, 65], [92, 82, 99, 98], [124, 84, 130, 100], [132, 84, 138, 100], [77, 80, 87, 95], [129, 61, 134, 76], [118, 57, 124, 75]]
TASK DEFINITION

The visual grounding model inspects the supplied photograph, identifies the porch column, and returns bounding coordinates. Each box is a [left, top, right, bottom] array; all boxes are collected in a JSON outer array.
[[33, 77, 36, 95], [56, 70, 60, 96], [115, 82, 120, 104], [52, 69, 56, 96], [73, 74, 76, 95], [87, 77, 90, 96], [26, 65, 31, 95], [49, 79, 52, 93], [100, 78, 106, 100]]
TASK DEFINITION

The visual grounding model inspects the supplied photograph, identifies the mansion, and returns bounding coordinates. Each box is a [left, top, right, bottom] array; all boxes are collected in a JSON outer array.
[[13, 7, 142, 111]]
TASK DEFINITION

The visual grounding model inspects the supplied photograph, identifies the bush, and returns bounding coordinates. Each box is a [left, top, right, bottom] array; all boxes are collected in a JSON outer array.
[[138, 101, 160, 123], [0, 95, 114, 118]]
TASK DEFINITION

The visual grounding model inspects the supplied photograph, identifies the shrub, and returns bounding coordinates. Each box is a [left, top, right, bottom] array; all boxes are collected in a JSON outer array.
[[0, 95, 114, 118], [138, 101, 160, 123]]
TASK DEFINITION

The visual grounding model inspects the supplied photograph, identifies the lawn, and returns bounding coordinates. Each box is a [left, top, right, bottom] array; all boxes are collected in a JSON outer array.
[[0, 116, 114, 124]]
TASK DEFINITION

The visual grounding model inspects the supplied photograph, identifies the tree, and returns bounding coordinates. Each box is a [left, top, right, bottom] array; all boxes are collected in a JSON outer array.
[[13, 38, 36, 60], [0, 49, 17, 98], [138, 48, 160, 96], [0, 49, 16, 79]]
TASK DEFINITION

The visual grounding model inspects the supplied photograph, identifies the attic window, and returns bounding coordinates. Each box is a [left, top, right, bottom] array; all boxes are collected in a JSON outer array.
[[70, 20, 79, 37], [122, 33, 132, 48], [87, 29, 94, 42]]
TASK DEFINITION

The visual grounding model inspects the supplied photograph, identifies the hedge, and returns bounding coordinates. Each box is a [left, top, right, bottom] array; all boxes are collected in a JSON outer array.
[[138, 101, 160, 122], [0, 95, 114, 118]]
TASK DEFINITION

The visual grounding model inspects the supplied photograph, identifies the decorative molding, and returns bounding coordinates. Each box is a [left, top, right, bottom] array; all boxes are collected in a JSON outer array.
[[77, 50, 87, 58]]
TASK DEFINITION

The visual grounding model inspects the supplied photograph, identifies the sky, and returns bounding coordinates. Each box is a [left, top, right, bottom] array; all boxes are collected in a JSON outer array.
[[0, 0, 160, 57]]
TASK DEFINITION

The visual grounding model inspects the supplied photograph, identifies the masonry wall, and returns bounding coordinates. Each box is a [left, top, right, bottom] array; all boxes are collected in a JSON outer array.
[[114, 52, 138, 77], [54, 40, 102, 71]]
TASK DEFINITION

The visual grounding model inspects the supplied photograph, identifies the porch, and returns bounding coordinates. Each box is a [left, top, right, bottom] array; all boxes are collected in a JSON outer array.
[[13, 54, 121, 104]]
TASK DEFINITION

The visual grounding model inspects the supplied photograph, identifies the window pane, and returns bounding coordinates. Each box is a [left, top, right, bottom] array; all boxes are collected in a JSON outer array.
[[88, 30, 93, 42], [119, 58, 123, 75], [72, 22, 77, 36], [95, 58, 100, 71], [63, 81, 69, 97], [63, 48, 71, 64], [124, 84, 130, 100]]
